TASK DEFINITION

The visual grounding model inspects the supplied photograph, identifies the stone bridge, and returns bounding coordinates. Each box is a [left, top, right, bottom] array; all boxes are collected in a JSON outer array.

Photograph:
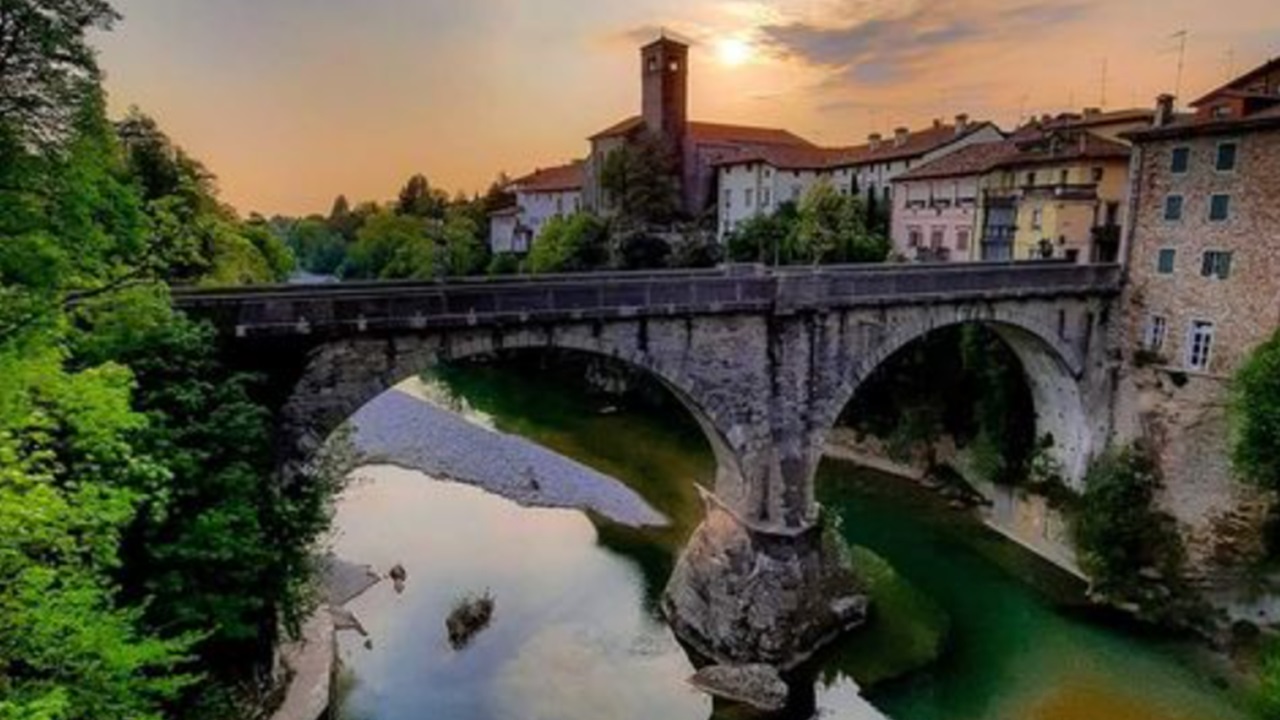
[[175, 261, 1122, 669]]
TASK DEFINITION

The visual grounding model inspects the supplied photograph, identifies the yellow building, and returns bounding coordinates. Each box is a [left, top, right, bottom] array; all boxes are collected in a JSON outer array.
[[978, 131, 1131, 262]]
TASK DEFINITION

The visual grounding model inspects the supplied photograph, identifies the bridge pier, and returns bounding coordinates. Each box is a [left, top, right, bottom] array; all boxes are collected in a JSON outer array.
[[663, 492, 866, 670]]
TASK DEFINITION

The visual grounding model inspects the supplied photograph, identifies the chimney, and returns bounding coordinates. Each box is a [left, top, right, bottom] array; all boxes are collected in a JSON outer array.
[[868, 133, 882, 151], [1154, 94, 1175, 127], [894, 127, 909, 147], [932, 118, 944, 130], [954, 113, 970, 135]]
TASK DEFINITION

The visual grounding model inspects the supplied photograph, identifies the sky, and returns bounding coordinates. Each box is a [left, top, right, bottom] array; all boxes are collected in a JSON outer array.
[[94, 0, 1280, 217]]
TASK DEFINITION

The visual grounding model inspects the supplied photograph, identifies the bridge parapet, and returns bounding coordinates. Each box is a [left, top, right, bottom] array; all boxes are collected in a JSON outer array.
[[174, 262, 1121, 338]]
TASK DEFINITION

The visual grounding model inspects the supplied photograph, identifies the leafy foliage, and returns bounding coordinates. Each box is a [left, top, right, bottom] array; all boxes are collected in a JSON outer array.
[[792, 181, 889, 264], [1072, 446, 1192, 623], [599, 132, 680, 225], [1232, 328, 1280, 492], [527, 213, 608, 274]]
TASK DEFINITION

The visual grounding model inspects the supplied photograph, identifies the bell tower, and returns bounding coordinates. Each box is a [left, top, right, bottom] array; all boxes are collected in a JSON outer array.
[[641, 36, 689, 147]]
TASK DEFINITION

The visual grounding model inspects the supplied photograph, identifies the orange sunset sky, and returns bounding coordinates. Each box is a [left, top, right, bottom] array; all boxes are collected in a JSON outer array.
[[94, 0, 1280, 217]]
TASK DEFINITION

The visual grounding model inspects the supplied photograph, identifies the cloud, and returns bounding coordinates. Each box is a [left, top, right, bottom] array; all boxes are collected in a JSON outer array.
[[760, 0, 1094, 86]]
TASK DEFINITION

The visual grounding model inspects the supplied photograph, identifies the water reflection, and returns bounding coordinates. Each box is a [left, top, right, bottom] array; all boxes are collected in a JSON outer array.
[[333, 467, 710, 720]]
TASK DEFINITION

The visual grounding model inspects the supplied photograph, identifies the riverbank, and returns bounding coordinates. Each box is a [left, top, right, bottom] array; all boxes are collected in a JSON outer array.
[[348, 378, 668, 528]]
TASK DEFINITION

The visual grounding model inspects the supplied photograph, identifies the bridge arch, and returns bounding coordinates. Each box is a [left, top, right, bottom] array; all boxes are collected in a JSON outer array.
[[817, 304, 1096, 488], [277, 327, 753, 511]]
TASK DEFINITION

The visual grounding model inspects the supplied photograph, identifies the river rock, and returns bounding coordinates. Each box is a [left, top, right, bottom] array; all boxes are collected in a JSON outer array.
[[446, 592, 495, 649], [663, 496, 868, 670], [689, 664, 789, 712]]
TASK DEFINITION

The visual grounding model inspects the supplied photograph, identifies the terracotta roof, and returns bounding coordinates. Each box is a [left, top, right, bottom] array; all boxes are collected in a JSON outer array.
[[512, 162, 584, 193], [588, 116, 814, 148], [1003, 131, 1131, 167], [894, 141, 1022, 181], [825, 121, 996, 166], [589, 116, 646, 141], [712, 145, 849, 171], [489, 205, 520, 218], [1125, 105, 1280, 141], [1044, 108, 1154, 130], [1191, 57, 1280, 107], [686, 121, 813, 148]]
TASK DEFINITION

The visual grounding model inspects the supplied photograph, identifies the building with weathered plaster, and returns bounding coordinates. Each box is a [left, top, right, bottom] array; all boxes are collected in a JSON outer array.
[[976, 131, 1132, 263], [713, 119, 1004, 245], [890, 141, 1021, 261], [488, 162, 584, 255], [1113, 60, 1280, 583], [582, 37, 814, 219]]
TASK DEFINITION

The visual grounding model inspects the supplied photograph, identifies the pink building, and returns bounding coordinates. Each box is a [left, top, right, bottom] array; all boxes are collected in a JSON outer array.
[[890, 142, 1019, 261]]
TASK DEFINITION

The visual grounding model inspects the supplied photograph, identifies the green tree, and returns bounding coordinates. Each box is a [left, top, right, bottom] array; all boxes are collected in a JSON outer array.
[[439, 211, 488, 277], [527, 213, 608, 274], [1232, 329, 1280, 492], [726, 202, 799, 264], [0, 0, 120, 148], [289, 217, 347, 274], [600, 133, 680, 225], [396, 174, 449, 219], [612, 229, 671, 270], [348, 210, 430, 279], [792, 181, 888, 265]]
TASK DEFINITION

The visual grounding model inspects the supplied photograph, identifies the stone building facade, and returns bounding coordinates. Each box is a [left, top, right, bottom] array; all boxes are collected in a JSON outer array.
[[1114, 61, 1280, 583], [488, 162, 583, 254]]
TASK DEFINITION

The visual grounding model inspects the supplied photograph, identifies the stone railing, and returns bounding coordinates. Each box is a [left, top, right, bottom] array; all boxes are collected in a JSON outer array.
[[172, 262, 1122, 339]]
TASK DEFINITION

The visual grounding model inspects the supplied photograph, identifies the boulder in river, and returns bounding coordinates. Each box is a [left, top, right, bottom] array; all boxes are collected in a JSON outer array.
[[446, 591, 495, 649], [689, 664, 789, 713]]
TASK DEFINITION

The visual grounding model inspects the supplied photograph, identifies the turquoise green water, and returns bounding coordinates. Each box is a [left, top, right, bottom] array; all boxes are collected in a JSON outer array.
[[334, 360, 1254, 720]]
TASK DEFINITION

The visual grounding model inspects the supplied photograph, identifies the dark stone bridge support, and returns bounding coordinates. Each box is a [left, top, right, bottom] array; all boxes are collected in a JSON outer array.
[[176, 262, 1121, 670]]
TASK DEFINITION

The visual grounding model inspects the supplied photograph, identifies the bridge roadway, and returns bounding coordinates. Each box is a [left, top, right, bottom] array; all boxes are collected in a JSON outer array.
[[173, 261, 1123, 670], [172, 261, 1122, 337]]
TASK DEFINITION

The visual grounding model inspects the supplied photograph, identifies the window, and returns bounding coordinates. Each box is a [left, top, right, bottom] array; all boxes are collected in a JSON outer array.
[[1216, 142, 1238, 172], [1026, 171, 1037, 186], [1170, 147, 1190, 174], [907, 226, 922, 248], [1092, 167, 1105, 183], [791, 185, 803, 201], [1187, 321, 1215, 372], [1209, 194, 1231, 221], [956, 229, 971, 252], [761, 187, 771, 208], [1201, 250, 1233, 279], [930, 228, 945, 249], [1164, 194, 1183, 221], [555, 196, 563, 215], [1031, 208, 1043, 230], [1059, 169, 1070, 185], [668, 60, 680, 72], [1157, 248, 1177, 274], [744, 188, 754, 208], [723, 188, 731, 210], [1144, 315, 1168, 353]]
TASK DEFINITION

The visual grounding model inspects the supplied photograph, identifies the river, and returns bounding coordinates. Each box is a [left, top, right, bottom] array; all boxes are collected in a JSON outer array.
[[331, 360, 1254, 720]]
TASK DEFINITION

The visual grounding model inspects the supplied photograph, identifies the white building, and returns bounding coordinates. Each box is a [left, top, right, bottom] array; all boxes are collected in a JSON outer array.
[[489, 162, 585, 255], [714, 147, 858, 240], [713, 116, 1004, 242]]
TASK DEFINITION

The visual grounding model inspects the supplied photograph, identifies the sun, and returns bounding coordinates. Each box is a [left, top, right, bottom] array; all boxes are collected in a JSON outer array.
[[716, 37, 754, 67]]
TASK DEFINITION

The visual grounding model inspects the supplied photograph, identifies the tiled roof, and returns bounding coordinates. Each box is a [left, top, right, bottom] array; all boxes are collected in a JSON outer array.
[[713, 145, 851, 171], [1191, 57, 1280, 107], [489, 205, 520, 218], [1003, 131, 1131, 167], [1045, 108, 1154, 130], [894, 141, 1022, 181], [588, 116, 814, 148], [512, 162, 584, 193], [847, 122, 992, 164], [1125, 105, 1280, 140], [589, 116, 645, 141], [686, 121, 814, 147]]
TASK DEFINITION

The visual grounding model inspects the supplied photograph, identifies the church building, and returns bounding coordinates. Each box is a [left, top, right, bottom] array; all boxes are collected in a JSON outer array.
[[583, 36, 815, 218]]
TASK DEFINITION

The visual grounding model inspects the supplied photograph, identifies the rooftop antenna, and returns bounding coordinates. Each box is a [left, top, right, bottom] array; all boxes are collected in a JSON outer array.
[[1100, 57, 1109, 108], [1171, 30, 1188, 105], [1224, 47, 1236, 80]]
